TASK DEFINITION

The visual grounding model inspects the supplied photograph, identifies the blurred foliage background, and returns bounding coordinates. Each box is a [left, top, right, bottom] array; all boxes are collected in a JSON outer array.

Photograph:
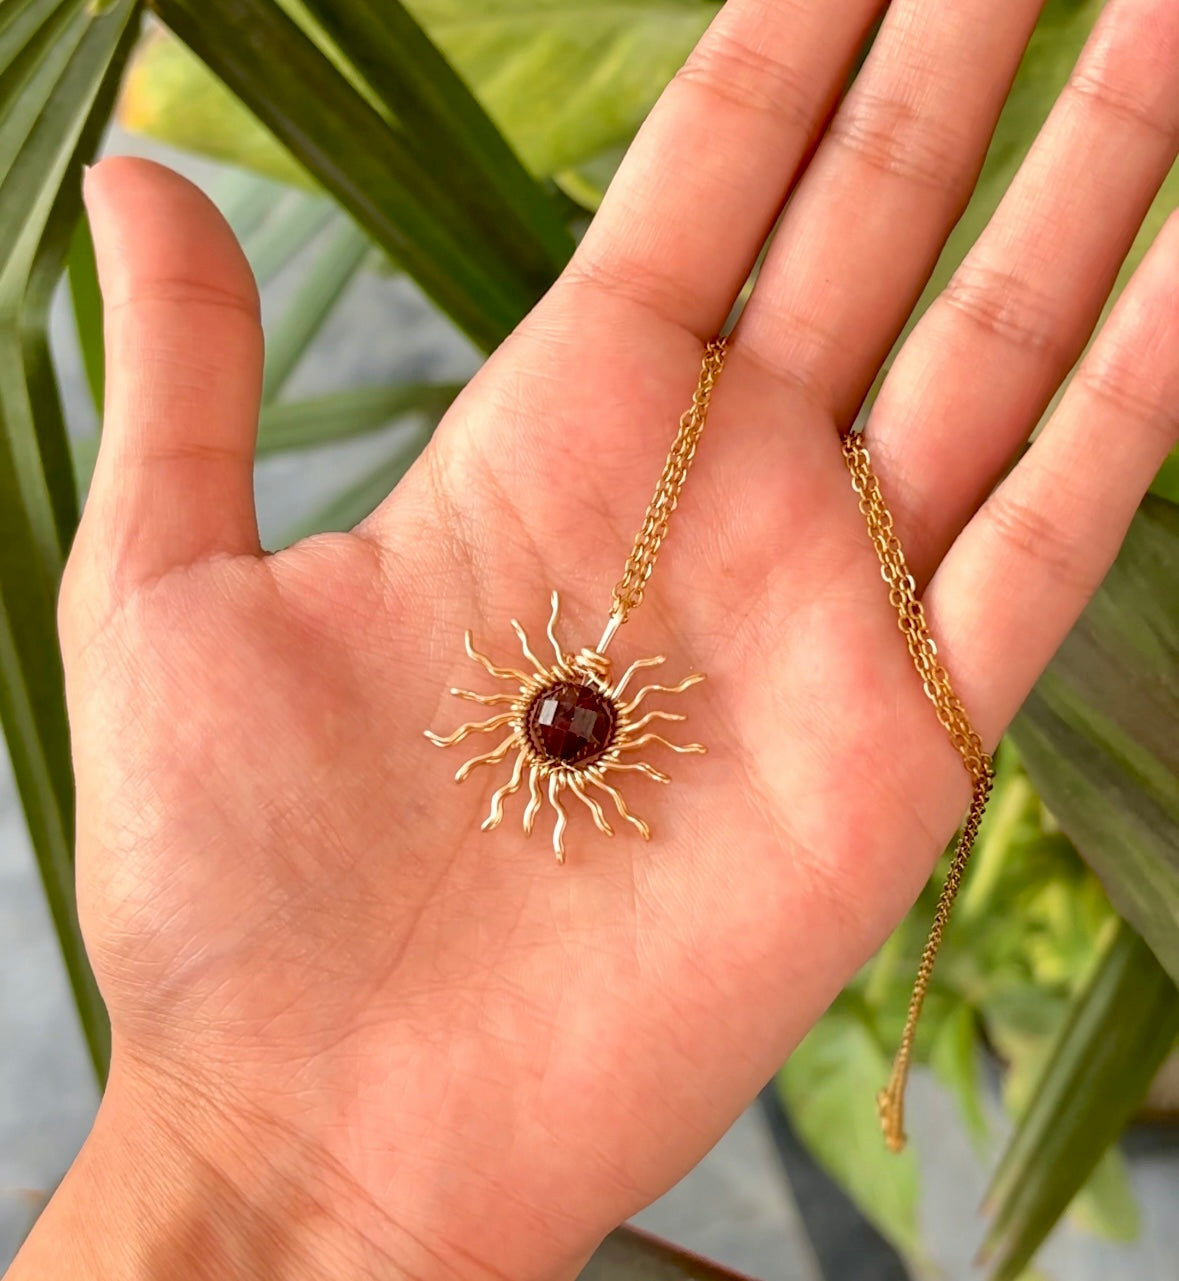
[[1, 2, 1177, 1278]]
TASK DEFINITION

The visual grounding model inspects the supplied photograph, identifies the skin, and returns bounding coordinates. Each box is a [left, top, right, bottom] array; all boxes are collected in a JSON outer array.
[[8, 0, 1179, 1277]]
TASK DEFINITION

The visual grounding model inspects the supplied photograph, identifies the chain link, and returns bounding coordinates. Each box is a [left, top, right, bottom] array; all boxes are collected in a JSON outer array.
[[609, 338, 729, 623], [842, 429, 995, 1153], [610, 343, 991, 1152]]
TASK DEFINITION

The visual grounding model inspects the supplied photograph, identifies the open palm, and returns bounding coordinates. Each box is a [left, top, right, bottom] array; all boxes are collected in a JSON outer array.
[[48, 2, 1179, 1279]]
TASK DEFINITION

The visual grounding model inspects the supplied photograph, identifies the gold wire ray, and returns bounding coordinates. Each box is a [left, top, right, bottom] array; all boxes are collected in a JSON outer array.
[[427, 342, 997, 1150], [568, 775, 613, 836], [455, 734, 517, 781], [428, 341, 728, 862], [464, 631, 530, 684], [616, 732, 704, 756], [624, 709, 686, 735], [510, 618, 548, 675], [603, 760, 671, 784], [586, 775, 651, 840], [424, 710, 516, 748], [523, 765, 543, 835], [545, 591, 564, 663], [618, 673, 705, 716], [449, 688, 519, 707], [548, 775, 568, 863], [611, 654, 666, 699], [482, 750, 526, 831]]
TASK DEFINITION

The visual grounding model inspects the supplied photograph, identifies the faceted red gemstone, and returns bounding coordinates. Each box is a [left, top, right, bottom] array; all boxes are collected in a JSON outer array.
[[526, 682, 616, 765]]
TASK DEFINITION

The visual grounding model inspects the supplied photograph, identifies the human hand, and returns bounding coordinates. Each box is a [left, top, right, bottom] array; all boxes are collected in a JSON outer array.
[[13, 1, 1179, 1278]]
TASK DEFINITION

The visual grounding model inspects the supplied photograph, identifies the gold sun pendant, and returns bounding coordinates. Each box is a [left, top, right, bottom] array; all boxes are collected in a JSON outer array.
[[425, 592, 704, 863]]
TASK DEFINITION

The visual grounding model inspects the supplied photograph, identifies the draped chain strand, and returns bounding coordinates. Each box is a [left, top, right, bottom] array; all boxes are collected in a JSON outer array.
[[610, 339, 993, 1151], [609, 338, 729, 624], [841, 429, 995, 1152]]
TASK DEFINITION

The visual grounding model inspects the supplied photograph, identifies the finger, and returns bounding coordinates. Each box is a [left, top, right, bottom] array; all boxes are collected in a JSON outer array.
[[561, 0, 884, 340], [869, 0, 1179, 585], [924, 210, 1179, 744], [736, 0, 1044, 420], [75, 157, 263, 586]]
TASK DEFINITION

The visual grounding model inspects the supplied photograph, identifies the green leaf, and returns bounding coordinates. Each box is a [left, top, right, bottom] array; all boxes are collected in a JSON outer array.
[[244, 191, 336, 286], [123, 2, 716, 182], [118, 29, 314, 187], [580, 1226, 757, 1280], [261, 219, 370, 402], [66, 209, 102, 414], [0, 0, 141, 1085], [777, 998, 922, 1260], [1150, 449, 1179, 506], [981, 920, 1179, 1281], [411, 0, 716, 178], [1012, 498, 1179, 984], [955, 744, 1042, 926], [212, 166, 296, 242], [256, 382, 462, 455], [278, 419, 437, 545], [554, 143, 630, 213], [69, 427, 97, 491], [71, 380, 462, 490], [284, 0, 573, 264], [151, 0, 573, 350], [1067, 1146, 1140, 1244], [929, 1003, 988, 1146]]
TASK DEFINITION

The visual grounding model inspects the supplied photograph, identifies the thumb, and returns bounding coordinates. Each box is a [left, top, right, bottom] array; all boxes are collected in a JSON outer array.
[[74, 157, 263, 589]]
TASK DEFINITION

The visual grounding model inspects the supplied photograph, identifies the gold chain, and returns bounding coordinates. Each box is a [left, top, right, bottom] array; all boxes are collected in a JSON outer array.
[[842, 430, 995, 1153], [609, 340, 991, 1151], [610, 338, 729, 623]]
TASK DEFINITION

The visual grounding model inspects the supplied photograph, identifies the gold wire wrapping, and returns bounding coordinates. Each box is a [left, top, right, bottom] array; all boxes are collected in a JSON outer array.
[[425, 592, 706, 861], [426, 343, 729, 859], [430, 333, 987, 1138], [841, 429, 995, 1153]]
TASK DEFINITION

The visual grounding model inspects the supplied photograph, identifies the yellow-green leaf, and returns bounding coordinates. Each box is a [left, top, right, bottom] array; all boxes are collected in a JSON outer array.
[[778, 1000, 922, 1261], [122, 1, 716, 181], [929, 1003, 988, 1147], [1013, 499, 1179, 983], [414, 0, 716, 176], [0, 0, 140, 1086], [981, 920, 1179, 1281], [119, 30, 314, 187], [1068, 1147, 1140, 1244]]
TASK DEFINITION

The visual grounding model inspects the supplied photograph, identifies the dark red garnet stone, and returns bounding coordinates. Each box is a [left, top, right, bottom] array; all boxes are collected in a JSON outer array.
[[526, 682, 616, 765]]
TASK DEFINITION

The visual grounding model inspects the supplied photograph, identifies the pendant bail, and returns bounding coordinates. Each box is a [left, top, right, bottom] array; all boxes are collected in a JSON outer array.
[[596, 612, 624, 655]]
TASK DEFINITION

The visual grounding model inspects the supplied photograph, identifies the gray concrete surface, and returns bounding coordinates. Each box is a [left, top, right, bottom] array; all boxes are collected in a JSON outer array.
[[908, 1070, 1179, 1281], [0, 759, 99, 1262]]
